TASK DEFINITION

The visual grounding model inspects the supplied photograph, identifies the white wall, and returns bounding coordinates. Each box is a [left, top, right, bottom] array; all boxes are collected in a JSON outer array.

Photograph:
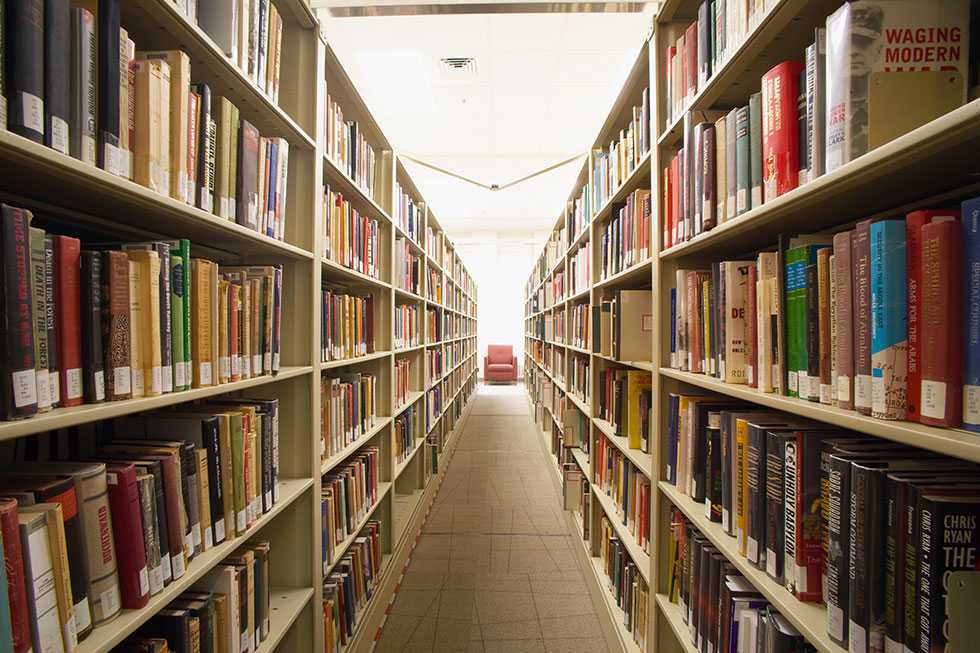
[[454, 231, 545, 379]]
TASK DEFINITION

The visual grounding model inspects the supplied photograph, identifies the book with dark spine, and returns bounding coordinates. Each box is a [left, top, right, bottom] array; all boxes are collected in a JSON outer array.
[[69, 7, 96, 164], [0, 205, 38, 420], [135, 473, 164, 597], [97, 0, 121, 175], [100, 250, 131, 401], [853, 221, 873, 415], [28, 227, 51, 413], [43, 235, 59, 408], [81, 251, 105, 403], [6, 0, 45, 142], [44, 0, 69, 154]]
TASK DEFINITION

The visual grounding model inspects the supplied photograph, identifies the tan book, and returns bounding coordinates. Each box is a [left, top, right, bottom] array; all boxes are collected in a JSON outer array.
[[119, 29, 133, 180], [218, 279, 230, 384], [188, 615, 200, 653], [128, 250, 163, 396], [723, 262, 753, 384], [191, 259, 215, 387], [227, 549, 255, 652], [129, 259, 145, 397], [270, 8, 282, 101], [194, 449, 212, 551], [227, 104, 240, 222], [714, 115, 727, 223], [132, 59, 170, 194], [21, 502, 77, 652], [616, 289, 652, 362], [213, 97, 235, 220], [209, 261, 220, 382], [192, 566, 239, 653], [137, 50, 191, 204], [211, 593, 228, 653], [756, 252, 779, 393]]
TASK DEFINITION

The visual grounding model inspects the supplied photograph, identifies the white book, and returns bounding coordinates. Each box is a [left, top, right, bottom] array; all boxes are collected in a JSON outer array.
[[19, 511, 67, 653]]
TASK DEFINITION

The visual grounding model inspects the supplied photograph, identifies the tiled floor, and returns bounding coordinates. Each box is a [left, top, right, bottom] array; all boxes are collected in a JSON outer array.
[[375, 384, 619, 653]]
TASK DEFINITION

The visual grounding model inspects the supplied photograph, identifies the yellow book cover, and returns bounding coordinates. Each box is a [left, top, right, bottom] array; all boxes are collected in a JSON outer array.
[[129, 259, 145, 397], [214, 97, 234, 219], [735, 417, 750, 557], [191, 259, 214, 387], [625, 371, 652, 450], [128, 250, 162, 396], [218, 279, 230, 384], [137, 50, 190, 203], [209, 261, 220, 383]]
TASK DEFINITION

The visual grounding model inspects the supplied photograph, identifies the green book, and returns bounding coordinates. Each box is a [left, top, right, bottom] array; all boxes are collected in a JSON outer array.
[[735, 105, 751, 216], [175, 239, 192, 390], [784, 244, 826, 398], [749, 92, 763, 209]]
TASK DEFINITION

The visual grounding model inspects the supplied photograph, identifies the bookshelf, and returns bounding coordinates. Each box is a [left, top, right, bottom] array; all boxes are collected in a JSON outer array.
[[0, 4, 477, 653], [525, 2, 980, 651]]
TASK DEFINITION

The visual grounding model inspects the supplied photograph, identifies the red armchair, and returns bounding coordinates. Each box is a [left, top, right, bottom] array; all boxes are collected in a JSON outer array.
[[484, 345, 517, 383]]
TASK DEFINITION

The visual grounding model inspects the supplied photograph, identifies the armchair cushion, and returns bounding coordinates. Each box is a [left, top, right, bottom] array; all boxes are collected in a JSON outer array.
[[487, 344, 514, 365], [484, 345, 517, 382]]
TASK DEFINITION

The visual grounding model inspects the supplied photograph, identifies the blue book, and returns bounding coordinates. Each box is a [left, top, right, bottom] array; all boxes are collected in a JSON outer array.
[[962, 197, 980, 431], [870, 220, 908, 420]]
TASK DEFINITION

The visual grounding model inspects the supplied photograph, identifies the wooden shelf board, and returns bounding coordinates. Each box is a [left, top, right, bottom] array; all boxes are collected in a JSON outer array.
[[394, 344, 425, 354], [123, 0, 314, 148], [570, 447, 590, 477], [660, 482, 846, 653], [655, 593, 699, 653], [321, 350, 392, 370], [592, 151, 653, 225], [594, 258, 653, 290], [256, 587, 316, 653], [566, 286, 591, 303], [0, 367, 311, 442], [592, 417, 652, 478], [395, 286, 426, 303], [0, 132, 314, 260], [660, 368, 980, 463], [322, 154, 392, 224], [567, 392, 592, 418], [593, 353, 654, 372], [324, 482, 393, 577], [321, 417, 392, 476], [567, 343, 591, 356], [592, 485, 652, 583], [77, 477, 313, 653], [321, 256, 388, 288], [393, 391, 425, 419]]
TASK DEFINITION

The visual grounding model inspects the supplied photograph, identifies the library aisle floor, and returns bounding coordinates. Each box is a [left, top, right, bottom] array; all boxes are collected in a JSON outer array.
[[374, 384, 620, 653]]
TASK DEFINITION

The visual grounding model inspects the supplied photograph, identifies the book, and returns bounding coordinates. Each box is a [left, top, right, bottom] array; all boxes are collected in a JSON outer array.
[[28, 227, 51, 413], [43, 236, 59, 408], [237, 119, 260, 231], [68, 7, 96, 164], [18, 509, 66, 653], [7, 0, 45, 143], [44, 0, 70, 155], [748, 92, 763, 208], [54, 236, 82, 407], [101, 250, 132, 401], [761, 61, 802, 200], [1, 205, 38, 419], [80, 251, 105, 404], [870, 220, 908, 420], [104, 463, 150, 609], [833, 232, 855, 409], [0, 500, 31, 653], [853, 221, 873, 415], [132, 58, 169, 194], [97, 0, 122, 175], [19, 501, 76, 651], [825, 0, 970, 173], [137, 51, 190, 203], [135, 474, 164, 597], [964, 196, 980, 432]]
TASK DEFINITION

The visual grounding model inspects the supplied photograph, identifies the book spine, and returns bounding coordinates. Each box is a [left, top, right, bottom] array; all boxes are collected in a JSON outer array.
[[834, 232, 855, 409], [962, 197, 980, 431], [0, 502, 33, 653], [44, 0, 70, 155], [0, 205, 38, 419], [725, 110, 736, 221], [818, 248, 832, 404], [77, 470, 121, 624], [28, 228, 51, 412], [748, 93, 762, 208], [826, 455, 851, 645], [7, 0, 45, 142], [870, 220, 908, 420], [105, 466, 149, 609], [853, 222, 873, 415], [19, 513, 66, 653], [920, 220, 963, 426], [97, 0, 121, 175], [81, 250, 105, 404], [906, 213, 927, 423], [746, 262, 758, 387], [785, 248, 807, 398], [136, 474, 164, 596], [101, 250, 131, 401], [761, 61, 801, 200], [805, 261, 820, 402], [43, 235, 59, 407], [156, 245, 172, 394], [702, 125, 716, 231], [764, 433, 786, 583]]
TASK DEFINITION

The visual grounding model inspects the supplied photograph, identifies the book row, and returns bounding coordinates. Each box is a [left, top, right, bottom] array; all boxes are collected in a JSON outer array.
[[0, 397, 281, 651], [322, 187, 382, 280], [324, 95, 384, 201], [594, 434, 651, 554], [570, 304, 590, 351], [669, 197, 980, 430], [320, 373, 379, 463], [395, 303, 421, 351], [323, 521, 382, 652], [394, 183, 423, 245], [425, 349, 443, 384], [426, 309, 442, 344], [320, 287, 375, 364], [591, 88, 651, 213], [597, 514, 650, 652], [394, 358, 415, 410], [394, 403, 421, 466], [321, 448, 381, 567], [6, 0, 290, 239], [592, 289, 653, 363], [1, 207, 282, 421], [665, 512, 817, 653], [596, 369, 653, 454], [663, 0, 973, 249], [395, 237, 422, 296], [121, 540, 272, 653], [598, 189, 651, 282], [569, 241, 591, 296], [663, 396, 980, 653], [425, 388, 442, 432], [567, 186, 590, 250]]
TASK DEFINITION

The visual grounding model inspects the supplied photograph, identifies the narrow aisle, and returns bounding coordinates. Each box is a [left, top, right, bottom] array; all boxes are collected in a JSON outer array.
[[375, 384, 620, 653]]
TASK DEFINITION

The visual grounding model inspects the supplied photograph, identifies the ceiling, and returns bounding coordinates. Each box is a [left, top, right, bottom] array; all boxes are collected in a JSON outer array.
[[316, 6, 655, 239]]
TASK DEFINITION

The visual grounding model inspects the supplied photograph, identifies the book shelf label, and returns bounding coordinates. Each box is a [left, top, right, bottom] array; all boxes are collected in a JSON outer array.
[[51, 116, 69, 155], [114, 366, 132, 395], [21, 92, 43, 135], [12, 368, 38, 408], [66, 367, 83, 400]]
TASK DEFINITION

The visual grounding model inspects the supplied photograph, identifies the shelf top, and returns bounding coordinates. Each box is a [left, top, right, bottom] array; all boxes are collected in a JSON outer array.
[[321, 350, 392, 370], [321, 256, 389, 288]]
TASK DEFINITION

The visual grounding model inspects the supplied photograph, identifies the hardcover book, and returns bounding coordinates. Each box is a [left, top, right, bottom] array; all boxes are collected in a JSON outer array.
[[761, 61, 802, 200], [1, 205, 38, 419], [870, 220, 908, 420]]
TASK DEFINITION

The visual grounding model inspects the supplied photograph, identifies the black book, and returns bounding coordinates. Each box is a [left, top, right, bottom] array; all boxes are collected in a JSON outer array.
[[97, 0, 120, 173], [764, 429, 795, 584], [917, 495, 980, 653], [69, 6, 96, 164], [43, 234, 59, 408], [80, 251, 104, 403], [193, 83, 213, 212], [805, 262, 820, 401], [6, 0, 44, 142], [0, 204, 38, 419], [44, 0, 69, 154], [140, 608, 191, 653], [766, 608, 807, 653], [746, 419, 788, 570], [170, 597, 212, 653], [696, 543, 713, 652], [705, 425, 723, 522]]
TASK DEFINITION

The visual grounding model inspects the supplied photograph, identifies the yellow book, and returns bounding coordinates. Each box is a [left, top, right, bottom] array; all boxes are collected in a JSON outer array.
[[22, 502, 77, 652], [137, 50, 190, 203], [214, 97, 235, 220], [735, 417, 750, 557], [625, 371, 652, 450], [188, 616, 200, 653], [129, 259, 145, 397], [218, 279, 230, 384], [191, 259, 215, 387], [132, 59, 170, 194], [118, 30, 132, 177], [128, 250, 162, 396], [212, 593, 228, 653]]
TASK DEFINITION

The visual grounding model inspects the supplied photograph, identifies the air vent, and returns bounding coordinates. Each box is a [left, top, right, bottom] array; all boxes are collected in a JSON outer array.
[[439, 57, 478, 77]]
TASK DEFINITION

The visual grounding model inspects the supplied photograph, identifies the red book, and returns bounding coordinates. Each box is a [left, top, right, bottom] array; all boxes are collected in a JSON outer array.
[[0, 499, 31, 653], [746, 263, 758, 388], [761, 61, 802, 200], [684, 22, 698, 102], [919, 220, 963, 427], [54, 235, 83, 407], [104, 463, 149, 609], [905, 209, 960, 423]]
